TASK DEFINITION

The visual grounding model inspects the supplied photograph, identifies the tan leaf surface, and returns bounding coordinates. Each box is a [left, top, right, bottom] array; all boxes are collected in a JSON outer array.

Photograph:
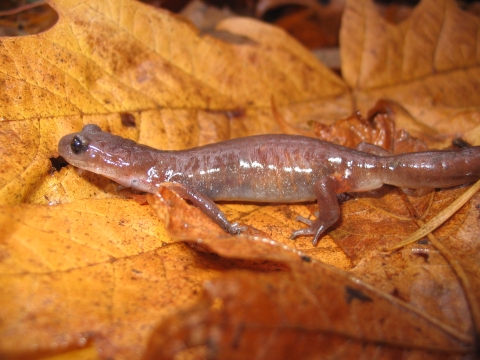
[[0, 198, 234, 359], [341, 0, 480, 131], [1, 0, 480, 359]]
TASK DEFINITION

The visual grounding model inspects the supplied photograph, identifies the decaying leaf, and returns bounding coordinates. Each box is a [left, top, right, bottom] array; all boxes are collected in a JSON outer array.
[[387, 180, 480, 251], [347, 189, 480, 353], [0, 2, 59, 37], [145, 187, 474, 359], [309, 100, 433, 152]]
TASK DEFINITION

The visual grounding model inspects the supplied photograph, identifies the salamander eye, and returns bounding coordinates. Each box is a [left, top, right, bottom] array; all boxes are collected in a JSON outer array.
[[70, 135, 89, 154]]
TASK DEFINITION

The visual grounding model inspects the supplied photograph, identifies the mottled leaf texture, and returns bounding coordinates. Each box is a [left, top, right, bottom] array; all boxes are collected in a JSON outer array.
[[341, 0, 480, 128], [1, 0, 480, 359], [145, 188, 473, 359]]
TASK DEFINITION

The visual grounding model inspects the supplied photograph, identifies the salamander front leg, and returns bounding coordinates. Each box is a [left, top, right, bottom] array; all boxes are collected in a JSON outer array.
[[290, 176, 341, 246], [161, 182, 247, 235]]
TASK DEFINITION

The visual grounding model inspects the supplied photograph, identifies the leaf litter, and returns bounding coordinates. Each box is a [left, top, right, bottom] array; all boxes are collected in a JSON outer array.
[[0, 0, 479, 358]]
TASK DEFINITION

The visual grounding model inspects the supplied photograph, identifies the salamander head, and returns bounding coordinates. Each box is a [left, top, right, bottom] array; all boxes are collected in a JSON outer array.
[[58, 124, 140, 187]]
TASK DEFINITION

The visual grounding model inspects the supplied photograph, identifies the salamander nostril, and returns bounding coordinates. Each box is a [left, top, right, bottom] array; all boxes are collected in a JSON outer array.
[[70, 135, 89, 154]]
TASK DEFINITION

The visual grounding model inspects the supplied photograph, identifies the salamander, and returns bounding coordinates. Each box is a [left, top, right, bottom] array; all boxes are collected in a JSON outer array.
[[58, 124, 480, 245]]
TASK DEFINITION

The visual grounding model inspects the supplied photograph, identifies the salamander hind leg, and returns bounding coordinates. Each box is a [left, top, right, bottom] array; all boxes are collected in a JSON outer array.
[[161, 182, 247, 235], [290, 176, 341, 246]]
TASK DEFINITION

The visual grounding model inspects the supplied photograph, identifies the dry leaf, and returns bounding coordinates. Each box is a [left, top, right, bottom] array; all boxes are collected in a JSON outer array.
[[0, 198, 242, 359], [0, 2, 58, 37], [309, 101, 432, 152], [330, 186, 476, 259], [341, 0, 480, 132], [1, 0, 480, 359], [146, 271, 472, 360], [329, 186, 480, 349], [263, 0, 344, 49], [145, 187, 473, 359]]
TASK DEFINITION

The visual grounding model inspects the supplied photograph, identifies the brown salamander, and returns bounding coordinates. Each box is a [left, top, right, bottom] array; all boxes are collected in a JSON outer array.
[[58, 124, 480, 245]]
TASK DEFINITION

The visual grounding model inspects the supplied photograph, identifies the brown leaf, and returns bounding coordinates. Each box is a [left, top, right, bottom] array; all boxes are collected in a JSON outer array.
[[330, 186, 476, 259], [0, 198, 237, 359], [146, 272, 472, 360], [1, 0, 480, 359], [329, 186, 480, 346], [148, 187, 303, 262], [145, 187, 473, 358], [266, 1, 344, 49], [341, 0, 480, 130], [309, 102, 433, 152], [0, 2, 58, 37]]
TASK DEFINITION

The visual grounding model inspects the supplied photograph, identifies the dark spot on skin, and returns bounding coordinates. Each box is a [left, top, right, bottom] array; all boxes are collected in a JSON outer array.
[[121, 112, 136, 127], [50, 156, 68, 171], [300, 255, 312, 262], [345, 286, 373, 304], [70, 135, 89, 154]]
